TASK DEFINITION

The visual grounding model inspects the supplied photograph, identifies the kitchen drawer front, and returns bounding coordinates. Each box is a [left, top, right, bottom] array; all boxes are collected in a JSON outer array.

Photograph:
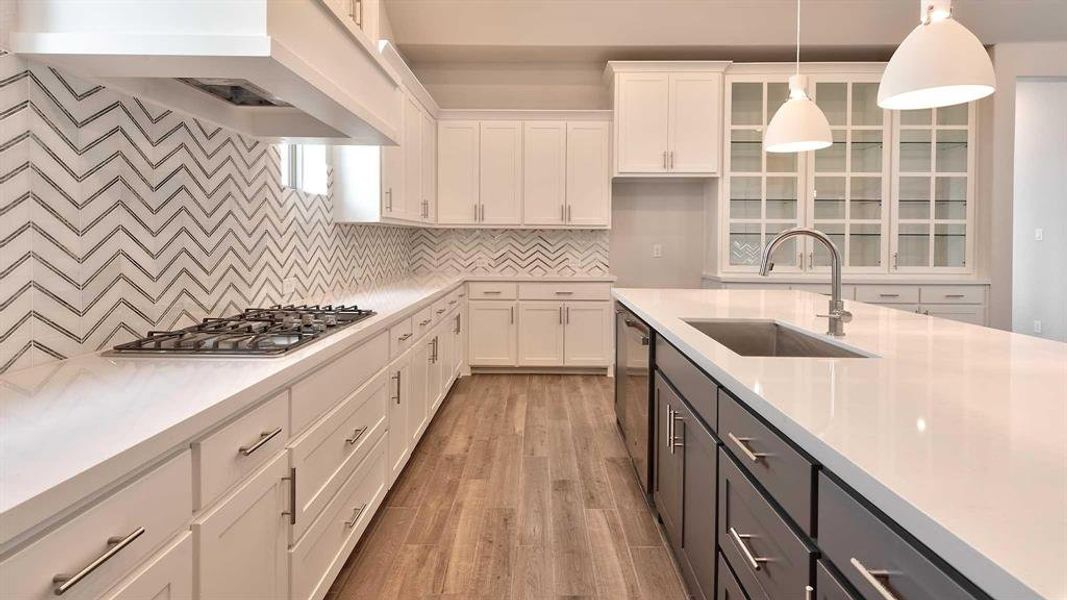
[[518, 281, 612, 301], [718, 449, 813, 600], [719, 391, 815, 533], [855, 285, 919, 304], [918, 285, 984, 304], [290, 435, 387, 600], [289, 370, 389, 540], [655, 336, 717, 431], [432, 298, 449, 322], [816, 560, 859, 600], [717, 552, 747, 600], [818, 474, 979, 600], [194, 390, 289, 510], [390, 317, 414, 359], [445, 289, 463, 311], [413, 306, 434, 338], [0, 452, 192, 600], [291, 331, 389, 435], [100, 532, 192, 600], [468, 281, 518, 300]]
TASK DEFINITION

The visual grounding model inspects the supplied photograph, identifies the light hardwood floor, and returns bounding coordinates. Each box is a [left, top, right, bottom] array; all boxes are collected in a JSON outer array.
[[327, 374, 689, 600]]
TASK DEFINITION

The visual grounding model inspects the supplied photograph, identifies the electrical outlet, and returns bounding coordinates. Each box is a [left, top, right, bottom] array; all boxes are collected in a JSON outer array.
[[1033, 320, 1043, 334], [652, 244, 663, 258], [283, 277, 298, 295], [1035, 228, 1044, 241]]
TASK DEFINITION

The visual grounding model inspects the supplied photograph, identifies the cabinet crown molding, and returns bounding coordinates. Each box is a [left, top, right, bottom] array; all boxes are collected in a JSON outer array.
[[438, 109, 612, 122]]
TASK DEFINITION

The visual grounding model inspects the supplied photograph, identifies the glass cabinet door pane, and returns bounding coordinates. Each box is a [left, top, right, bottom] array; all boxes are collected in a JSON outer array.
[[850, 177, 882, 219], [935, 177, 967, 219], [766, 223, 799, 266], [814, 130, 847, 172], [935, 129, 968, 172], [851, 130, 883, 173], [937, 104, 968, 126], [812, 223, 845, 267], [898, 223, 931, 267], [732, 82, 764, 126], [731, 128, 762, 172], [816, 83, 848, 126], [730, 176, 762, 219], [899, 176, 931, 219], [814, 176, 845, 219], [766, 149, 797, 173], [766, 177, 798, 219], [899, 130, 932, 172], [851, 83, 882, 126], [900, 108, 933, 126], [850, 223, 881, 267], [934, 223, 966, 267], [729, 223, 762, 265]]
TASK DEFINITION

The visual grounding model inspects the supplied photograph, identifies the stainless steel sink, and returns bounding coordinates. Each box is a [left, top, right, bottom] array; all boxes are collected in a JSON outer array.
[[683, 319, 871, 358]]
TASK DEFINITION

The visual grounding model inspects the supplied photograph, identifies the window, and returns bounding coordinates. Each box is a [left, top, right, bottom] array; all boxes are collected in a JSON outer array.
[[279, 144, 328, 196]]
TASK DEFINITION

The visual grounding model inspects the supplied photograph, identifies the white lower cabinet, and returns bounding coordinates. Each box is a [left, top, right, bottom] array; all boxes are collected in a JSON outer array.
[[562, 302, 613, 366], [920, 304, 986, 325], [427, 330, 445, 413], [451, 310, 465, 381], [518, 301, 566, 366], [468, 300, 519, 366], [410, 338, 431, 442], [101, 533, 192, 600], [386, 356, 411, 485], [193, 452, 290, 600]]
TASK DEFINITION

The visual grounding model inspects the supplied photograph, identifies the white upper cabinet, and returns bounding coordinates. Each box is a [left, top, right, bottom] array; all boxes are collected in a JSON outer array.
[[422, 111, 437, 222], [438, 121, 481, 225], [523, 121, 568, 226], [403, 94, 425, 221], [609, 62, 729, 177], [479, 121, 524, 225], [565, 121, 611, 226]]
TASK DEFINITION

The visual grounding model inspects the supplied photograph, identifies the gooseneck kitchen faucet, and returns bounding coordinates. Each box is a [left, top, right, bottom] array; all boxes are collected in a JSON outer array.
[[759, 227, 852, 337]]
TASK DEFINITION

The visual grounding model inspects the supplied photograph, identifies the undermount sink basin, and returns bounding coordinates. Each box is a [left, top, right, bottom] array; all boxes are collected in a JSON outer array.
[[683, 319, 871, 358]]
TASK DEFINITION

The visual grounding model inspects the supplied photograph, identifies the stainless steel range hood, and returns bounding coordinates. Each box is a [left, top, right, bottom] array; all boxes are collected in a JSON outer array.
[[6, 0, 403, 145]]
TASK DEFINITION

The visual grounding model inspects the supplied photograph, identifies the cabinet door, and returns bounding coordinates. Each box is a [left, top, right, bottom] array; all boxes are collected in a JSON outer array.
[[565, 121, 611, 226], [518, 301, 565, 366], [422, 110, 437, 222], [427, 333, 444, 415], [101, 533, 192, 600], [451, 311, 464, 378], [480, 121, 523, 224], [668, 71, 722, 174], [193, 452, 289, 600], [679, 401, 717, 600], [437, 121, 480, 224], [615, 72, 669, 173], [563, 302, 611, 366], [386, 360, 410, 484], [403, 94, 424, 220], [921, 304, 985, 325], [523, 121, 567, 225], [410, 340, 430, 442], [439, 318, 456, 394], [653, 374, 683, 548], [382, 143, 404, 218], [468, 301, 517, 366]]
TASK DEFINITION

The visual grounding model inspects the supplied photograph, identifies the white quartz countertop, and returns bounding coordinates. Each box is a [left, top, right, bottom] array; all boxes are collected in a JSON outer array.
[[0, 273, 611, 547], [613, 288, 1066, 600]]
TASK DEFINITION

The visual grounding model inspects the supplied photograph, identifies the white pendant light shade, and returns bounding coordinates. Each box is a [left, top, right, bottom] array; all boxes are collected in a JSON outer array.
[[878, 0, 995, 110], [765, 74, 833, 153]]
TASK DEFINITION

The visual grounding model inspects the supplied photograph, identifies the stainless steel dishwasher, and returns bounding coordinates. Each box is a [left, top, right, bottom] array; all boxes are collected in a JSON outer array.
[[614, 303, 653, 496]]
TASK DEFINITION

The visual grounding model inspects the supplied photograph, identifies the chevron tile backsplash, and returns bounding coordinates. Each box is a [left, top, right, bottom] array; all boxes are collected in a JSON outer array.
[[411, 228, 610, 277]]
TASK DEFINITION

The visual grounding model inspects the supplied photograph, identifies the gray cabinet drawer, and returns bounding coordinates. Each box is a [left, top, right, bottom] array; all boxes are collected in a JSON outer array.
[[818, 474, 980, 600], [716, 552, 748, 600], [655, 337, 717, 431], [817, 560, 858, 600], [718, 390, 816, 533], [719, 449, 814, 600]]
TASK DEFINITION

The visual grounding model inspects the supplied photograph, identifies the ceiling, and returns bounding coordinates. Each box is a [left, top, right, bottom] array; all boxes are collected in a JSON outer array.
[[383, 0, 1067, 66]]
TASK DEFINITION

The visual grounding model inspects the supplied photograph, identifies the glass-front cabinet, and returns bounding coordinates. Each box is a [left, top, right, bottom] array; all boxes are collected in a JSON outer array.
[[720, 65, 976, 276]]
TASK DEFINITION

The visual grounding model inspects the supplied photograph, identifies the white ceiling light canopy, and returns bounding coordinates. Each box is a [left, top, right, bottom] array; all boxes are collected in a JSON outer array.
[[764, 0, 833, 154], [879, 0, 995, 110]]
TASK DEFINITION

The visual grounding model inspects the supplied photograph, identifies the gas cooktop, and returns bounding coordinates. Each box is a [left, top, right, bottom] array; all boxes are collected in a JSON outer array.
[[112, 305, 376, 356]]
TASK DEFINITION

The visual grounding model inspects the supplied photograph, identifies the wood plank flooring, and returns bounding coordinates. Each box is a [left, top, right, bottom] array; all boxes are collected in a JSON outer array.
[[327, 374, 688, 600]]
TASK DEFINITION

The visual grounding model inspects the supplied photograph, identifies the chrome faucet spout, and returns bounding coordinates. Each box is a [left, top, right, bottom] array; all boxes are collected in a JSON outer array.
[[758, 227, 852, 336]]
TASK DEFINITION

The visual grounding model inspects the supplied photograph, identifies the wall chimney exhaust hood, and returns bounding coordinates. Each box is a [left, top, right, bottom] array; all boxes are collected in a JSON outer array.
[[6, 0, 403, 145]]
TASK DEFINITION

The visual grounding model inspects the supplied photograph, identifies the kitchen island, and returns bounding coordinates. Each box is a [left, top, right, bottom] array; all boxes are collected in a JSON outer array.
[[613, 287, 1065, 600]]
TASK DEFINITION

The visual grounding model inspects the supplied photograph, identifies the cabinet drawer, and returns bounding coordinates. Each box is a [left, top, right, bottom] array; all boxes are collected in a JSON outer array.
[[291, 331, 389, 435], [655, 337, 717, 431], [855, 285, 919, 304], [717, 552, 747, 600], [718, 450, 814, 600], [719, 391, 815, 534], [818, 473, 979, 600], [919, 285, 984, 304], [0, 452, 192, 600], [290, 436, 387, 600], [468, 281, 518, 300], [100, 532, 192, 600], [445, 289, 463, 311], [413, 306, 434, 337], [432, 298, 449, 322], [289, 371, 389, 541], [193, 390, 289, 510], [390, 317, 414, 359], [518, 281, 611, 300], [816, 560, 859, 600]]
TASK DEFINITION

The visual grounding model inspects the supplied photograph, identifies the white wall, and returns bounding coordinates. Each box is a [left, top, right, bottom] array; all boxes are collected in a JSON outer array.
[[610, 180, 709, 288], [1011, 79, 1067, 341], [411, 62, 608, 109]]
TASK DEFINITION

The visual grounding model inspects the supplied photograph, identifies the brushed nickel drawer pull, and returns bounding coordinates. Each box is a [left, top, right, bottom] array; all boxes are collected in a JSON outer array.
[[667, 404, 675, 453], [398, 332, 413, 341], [727, 432, 770, 462], [448, 300, 457, 305], [436, 308, 446, 314], [345, 426, 368, 445], [419, 318, 432, 326], [728, 527, 768, 571], [944, 293, 966, 298], [482, 290, 503, 295], [850, 558, 901, 600], [344, 503, 368, 528], [554, 290, 575, 295], [239, 426, 283, 456], [282, 467, 297, 524], [879, 293, 900, 298], [53, 527, 146, 595]]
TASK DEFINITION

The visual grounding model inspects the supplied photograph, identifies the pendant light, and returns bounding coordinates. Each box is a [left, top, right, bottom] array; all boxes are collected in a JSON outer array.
[[764, 0, 833, 153], [878, 0, 995, 110]]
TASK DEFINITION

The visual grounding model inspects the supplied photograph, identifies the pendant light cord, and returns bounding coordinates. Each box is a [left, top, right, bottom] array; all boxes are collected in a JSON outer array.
[[795, 0, 801, 75]]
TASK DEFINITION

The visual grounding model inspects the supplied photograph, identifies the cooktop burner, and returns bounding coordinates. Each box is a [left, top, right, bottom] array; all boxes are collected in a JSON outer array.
[[112, 304, 376, 356]]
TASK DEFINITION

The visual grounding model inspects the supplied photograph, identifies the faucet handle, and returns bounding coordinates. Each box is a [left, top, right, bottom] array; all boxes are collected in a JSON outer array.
[[816, 309, 853, 323]]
